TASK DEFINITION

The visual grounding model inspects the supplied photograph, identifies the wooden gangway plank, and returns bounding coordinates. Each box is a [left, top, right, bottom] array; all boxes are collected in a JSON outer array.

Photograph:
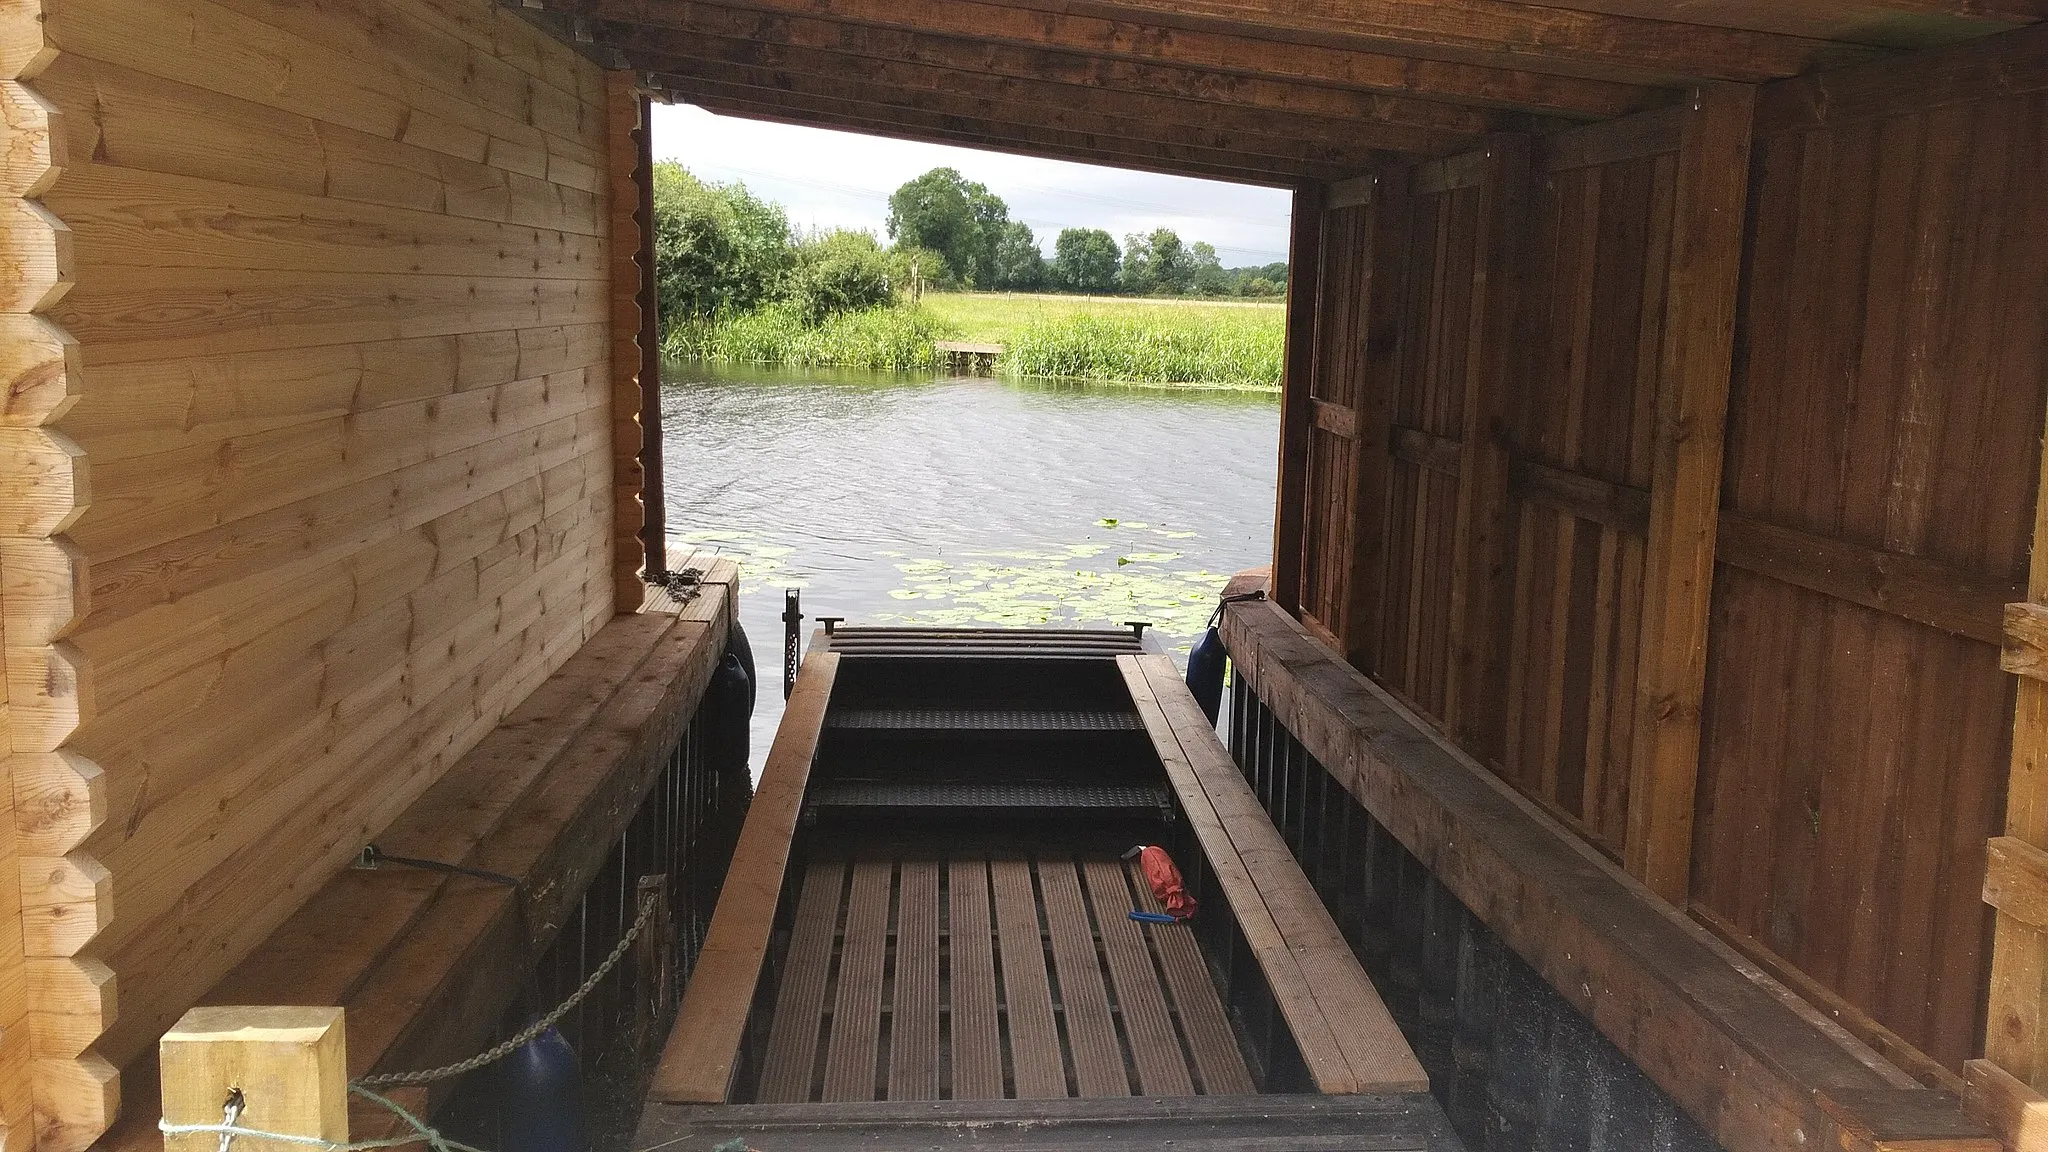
[[1119, 652, 1429, 1096]]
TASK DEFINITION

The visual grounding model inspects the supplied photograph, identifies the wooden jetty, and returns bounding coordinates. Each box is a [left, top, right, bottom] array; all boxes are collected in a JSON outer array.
[[640, 625, 1449, 1149], [936, 341, 1004, 376]]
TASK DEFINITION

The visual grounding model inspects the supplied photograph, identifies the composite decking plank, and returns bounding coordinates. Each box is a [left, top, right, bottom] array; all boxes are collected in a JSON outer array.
[[1127, 858, 1257, 1095], [1081, 860, 1197, 1097], [1036, 859, 1131, 1097], [889, 860, 941, 1101], [992, 858, 1069, 1099], [756, 860, 847, 1103], [822, 860, 894, 1101], [947, 858, 1005, 1101]]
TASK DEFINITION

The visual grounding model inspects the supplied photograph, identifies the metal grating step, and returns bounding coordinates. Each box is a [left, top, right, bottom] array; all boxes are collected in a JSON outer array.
[[806, 781, 1170, 813], [827, 708, 1144, 733]]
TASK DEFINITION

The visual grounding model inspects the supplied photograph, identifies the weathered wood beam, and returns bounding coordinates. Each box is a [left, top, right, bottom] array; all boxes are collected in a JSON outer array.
[[1623, 83, 1756, 904], [673, 94, 1316, 186], [587, 6, 1525, 137], [1269, 184, 1326, 615], [541, 0, 1664, 118], [652, 60, 1418, 165], [622, 37, 1484, 154], [655, 82, 1345, 185], [1756, 19, 2048, 133], [967, 0, 1877, 84], [1534, 0, 2039, 48]]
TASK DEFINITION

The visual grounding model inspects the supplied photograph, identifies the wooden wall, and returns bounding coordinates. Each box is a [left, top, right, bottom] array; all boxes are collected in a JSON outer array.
[[1, 1, 633, 1147], [1694, 57, 2047, 1076], [1278, 27, 2046, 1091]]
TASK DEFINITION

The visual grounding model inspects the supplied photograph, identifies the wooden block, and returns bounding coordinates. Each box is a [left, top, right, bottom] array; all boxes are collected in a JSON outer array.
[[11, 751, 101, 856], [160, 1006, 347, 1152], [2007, 602, 2048, 682], [1988, 837, 2048, 930], [0, 427, 84, 538], [0, 314, 77, 429], [1964, 1059, 2048, 1152], [0, 537, 86, 648], [27, 1049, 117, 1152], [19, 853, 108, 957]]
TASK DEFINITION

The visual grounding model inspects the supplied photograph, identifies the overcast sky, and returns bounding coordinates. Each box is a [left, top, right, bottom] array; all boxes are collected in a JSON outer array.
[[651, 103, 1296, 268]]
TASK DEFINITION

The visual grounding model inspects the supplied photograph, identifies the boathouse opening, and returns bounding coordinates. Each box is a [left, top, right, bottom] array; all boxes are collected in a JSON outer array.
[[4, 2, 2047, 1151]]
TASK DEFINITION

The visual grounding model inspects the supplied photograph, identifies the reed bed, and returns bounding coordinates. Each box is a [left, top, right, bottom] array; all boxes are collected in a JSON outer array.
[[1002, 310, 1282, 389], [663, 303, 956, 372]]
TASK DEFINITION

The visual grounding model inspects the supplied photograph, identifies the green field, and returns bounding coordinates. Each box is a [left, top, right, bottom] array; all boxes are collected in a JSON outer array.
[[921, 292, 1285, 347]]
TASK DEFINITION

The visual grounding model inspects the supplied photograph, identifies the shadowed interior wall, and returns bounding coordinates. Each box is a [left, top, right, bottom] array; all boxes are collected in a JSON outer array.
[[1279, 43, 2046, 1085], [1, 1, 621, 1146]]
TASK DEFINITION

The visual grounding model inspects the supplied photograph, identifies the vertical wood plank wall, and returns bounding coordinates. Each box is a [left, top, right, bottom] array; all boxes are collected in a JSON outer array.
[[1694, 55, 2046, 1076], [1278, 29, 2047, 1088], [1, 2, 628, 1147]]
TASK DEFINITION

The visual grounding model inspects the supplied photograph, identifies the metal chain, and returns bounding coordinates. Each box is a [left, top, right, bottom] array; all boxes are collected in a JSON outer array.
[[646, 566, 705, 606], [354, 890, 663, 1088]]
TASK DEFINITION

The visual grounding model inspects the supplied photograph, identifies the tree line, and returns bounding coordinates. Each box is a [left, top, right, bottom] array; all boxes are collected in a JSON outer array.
[[655, 162, 1287, 324], [886, 167, 1286, 297]]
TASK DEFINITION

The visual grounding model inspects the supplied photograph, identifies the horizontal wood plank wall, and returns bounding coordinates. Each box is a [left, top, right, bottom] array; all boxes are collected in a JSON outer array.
[[1497, 129, 1677, 856], [1, 2, 619, 1146], [1693, 55, 2048, 1074]]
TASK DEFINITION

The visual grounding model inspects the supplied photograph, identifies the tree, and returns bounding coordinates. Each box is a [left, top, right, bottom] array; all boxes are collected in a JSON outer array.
[[1189, 241, 1228, 296], [991, 221, 1046, 291], [1051, 227, 1120, 293], [886, 167, 1009, 287], [651, 162, 792, 318], [1120, 227, 1194, 295], [787, 229, 894, 321]]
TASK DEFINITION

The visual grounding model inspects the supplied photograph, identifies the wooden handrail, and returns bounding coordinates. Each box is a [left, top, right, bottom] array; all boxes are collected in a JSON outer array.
[[1119, 653, 1426, 1096]]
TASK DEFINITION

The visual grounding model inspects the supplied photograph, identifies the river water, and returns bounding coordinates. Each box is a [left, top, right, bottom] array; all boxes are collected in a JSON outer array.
[[658, 362, 1280, 770]]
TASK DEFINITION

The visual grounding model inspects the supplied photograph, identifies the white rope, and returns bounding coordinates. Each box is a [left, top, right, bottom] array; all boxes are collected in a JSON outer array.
[[161, 1086, 488, 1152]]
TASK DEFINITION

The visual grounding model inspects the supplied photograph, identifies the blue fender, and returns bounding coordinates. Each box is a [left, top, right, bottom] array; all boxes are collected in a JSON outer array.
[[1186, 626, 1226, 724]]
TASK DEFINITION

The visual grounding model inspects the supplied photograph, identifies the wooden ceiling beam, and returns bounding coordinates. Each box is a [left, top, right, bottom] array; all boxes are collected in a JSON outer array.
[[614, 37, 1490, 154], [657, 88, 1331, 186], [590, 8, 1530, 136], [1002, 0, 1880, 83], [1470, 0, 2037, 49], [533, 0, 1665, 118], [647, 62, 1406, 168]]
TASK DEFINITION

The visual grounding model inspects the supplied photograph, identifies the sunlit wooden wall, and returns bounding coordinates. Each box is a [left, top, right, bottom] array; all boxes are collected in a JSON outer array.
[[1, 1, 631, 1146], [1277, 31, 2048, 1084]]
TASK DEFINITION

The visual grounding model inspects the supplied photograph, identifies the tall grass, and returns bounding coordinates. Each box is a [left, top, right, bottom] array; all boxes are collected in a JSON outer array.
[[663, 302, 957, 372], [1003, 311, 1282, 389]]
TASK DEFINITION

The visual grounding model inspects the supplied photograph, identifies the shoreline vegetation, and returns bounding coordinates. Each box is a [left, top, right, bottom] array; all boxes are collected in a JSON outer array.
[[661, 292, 1286, 390], [655, 163, 1288, 390]]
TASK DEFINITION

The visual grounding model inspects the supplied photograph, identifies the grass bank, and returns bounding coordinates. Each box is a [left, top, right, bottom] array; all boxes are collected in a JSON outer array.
[[664, 292, 1285, 388], [662, 302, 956, 372]]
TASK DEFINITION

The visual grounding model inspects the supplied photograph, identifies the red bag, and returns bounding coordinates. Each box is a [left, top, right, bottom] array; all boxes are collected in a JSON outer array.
[[1136, 845, 1197, 921]]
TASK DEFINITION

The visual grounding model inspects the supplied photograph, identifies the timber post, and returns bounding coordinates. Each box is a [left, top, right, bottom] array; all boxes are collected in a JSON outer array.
[[160, 1006, 349, 1152]]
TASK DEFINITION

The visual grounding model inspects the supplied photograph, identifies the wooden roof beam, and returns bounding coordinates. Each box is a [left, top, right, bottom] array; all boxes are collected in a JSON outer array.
[[591, 11, 1527, 137], [644, 61, 1418, 168], [648, 86, 1339, 185], [984, 0, 1880, 83], [527, 0, 1666, 119], [1458, 0, 2038, 49], [616, 39, 1487, 155]]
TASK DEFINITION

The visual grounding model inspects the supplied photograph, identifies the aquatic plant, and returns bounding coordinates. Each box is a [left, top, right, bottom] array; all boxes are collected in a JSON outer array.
[[1002, 310, 1282, 389]]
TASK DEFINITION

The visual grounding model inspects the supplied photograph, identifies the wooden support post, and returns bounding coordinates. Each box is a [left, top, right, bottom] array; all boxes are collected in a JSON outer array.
[[606, 70, 649, 614], [1442, 136, 1530, 755], [635, 94, 667, 583], [160, 1006, 348, 1152], [1340, 169, 1410, 674], [1983, 327, 2048, 1092], [1271, 184, 1327, 617], [1623, 83, 1756, 904]]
